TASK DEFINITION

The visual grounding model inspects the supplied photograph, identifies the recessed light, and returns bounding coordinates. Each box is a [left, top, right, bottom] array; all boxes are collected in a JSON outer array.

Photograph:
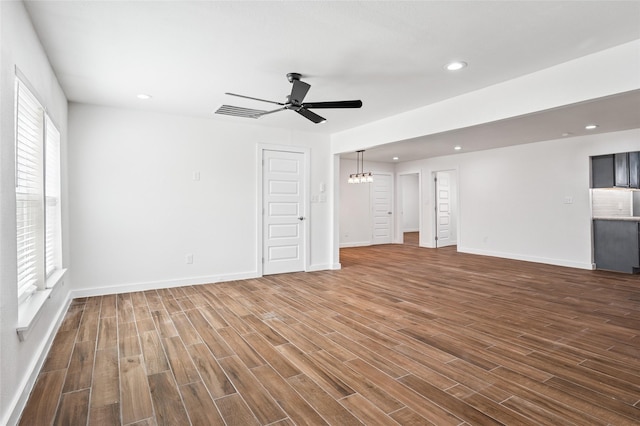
[[392, 156, 399, 161], [137, 94, 152, 100], [445, 61, 467, 71], [454, 146, 462, 151], [585, 124, 598, 130]]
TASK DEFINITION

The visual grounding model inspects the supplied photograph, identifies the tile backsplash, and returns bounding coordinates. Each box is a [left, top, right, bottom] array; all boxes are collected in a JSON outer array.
[[592, 189, 634, 217]]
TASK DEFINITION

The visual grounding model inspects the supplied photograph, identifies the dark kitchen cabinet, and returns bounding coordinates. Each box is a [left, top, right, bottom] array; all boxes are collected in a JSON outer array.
[[593, 219, 640, 274], [629, 151, 639, 189], [614, 152, 630, 187], [591, 154, 614, 188]]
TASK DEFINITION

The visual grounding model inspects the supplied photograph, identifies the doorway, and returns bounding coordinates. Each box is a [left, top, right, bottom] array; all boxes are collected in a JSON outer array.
[[434, 170, 458, 248], [399, 173, 420, 246]]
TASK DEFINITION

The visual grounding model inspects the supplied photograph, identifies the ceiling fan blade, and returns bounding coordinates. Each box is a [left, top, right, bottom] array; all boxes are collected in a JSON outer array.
[[302, 100, 363, 109], [289, 80, 310, 105], [296, 107, 326, 124], [225, 92, 284, 106], [253, 107, 287, 118]]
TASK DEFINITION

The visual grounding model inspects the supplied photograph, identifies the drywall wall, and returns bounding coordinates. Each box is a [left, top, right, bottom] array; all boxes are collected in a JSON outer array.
[[395, 128, 640, 269], [0, 2, 69, 425], [67, 104, 334, 296], [339, 158, 395, 247]]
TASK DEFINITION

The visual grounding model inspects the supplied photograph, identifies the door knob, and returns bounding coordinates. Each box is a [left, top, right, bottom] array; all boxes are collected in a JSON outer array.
[[298, 216, 305, 221], [387, 212, 392, 215]]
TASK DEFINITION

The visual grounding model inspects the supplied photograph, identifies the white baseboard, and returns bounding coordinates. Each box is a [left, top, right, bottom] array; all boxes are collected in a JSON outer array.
[[402, 228, 419, 233], [339, 241, 371, 248], [307, 263, 333, 272], [457, 246, 594, 270], [70, 271, 259, 298], [6, 291, 72, 426]]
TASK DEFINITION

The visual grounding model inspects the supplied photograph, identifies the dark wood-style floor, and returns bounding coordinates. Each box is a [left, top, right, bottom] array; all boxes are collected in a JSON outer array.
[[403, 232, 419, 247], [20, 244, 640, 425]]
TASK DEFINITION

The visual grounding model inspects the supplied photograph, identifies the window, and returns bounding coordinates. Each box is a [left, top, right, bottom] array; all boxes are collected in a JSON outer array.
[[15, 78, 63, 304], [45, 116, 62, 277]]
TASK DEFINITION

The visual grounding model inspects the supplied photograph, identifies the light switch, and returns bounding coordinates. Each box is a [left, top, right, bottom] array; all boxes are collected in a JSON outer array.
[[192, 171, 200, 181]]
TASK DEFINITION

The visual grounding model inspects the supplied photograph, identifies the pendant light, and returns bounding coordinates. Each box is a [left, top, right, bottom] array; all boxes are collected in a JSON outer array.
[[348, 150, 373, 184]]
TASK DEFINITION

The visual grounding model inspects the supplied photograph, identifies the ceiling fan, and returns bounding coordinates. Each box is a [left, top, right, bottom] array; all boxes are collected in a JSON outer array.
[[217, 73, 362, 124]]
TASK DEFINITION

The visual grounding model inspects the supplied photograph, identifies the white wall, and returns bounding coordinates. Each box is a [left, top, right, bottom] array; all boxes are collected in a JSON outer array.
[[339, 158, 395, 247], [395, 128, 640, 269], [68, 104, 334, 296], [400, 173, 419, 232], [0, 2, 69, 425]]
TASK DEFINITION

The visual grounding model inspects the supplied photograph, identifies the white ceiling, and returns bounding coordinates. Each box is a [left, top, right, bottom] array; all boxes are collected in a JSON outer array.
[[343, 89, 640, 163], [24, 1, 640, 160]]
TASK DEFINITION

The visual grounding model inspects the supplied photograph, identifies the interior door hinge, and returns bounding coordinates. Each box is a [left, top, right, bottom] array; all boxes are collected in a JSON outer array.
[[435, 236, 438, 241]]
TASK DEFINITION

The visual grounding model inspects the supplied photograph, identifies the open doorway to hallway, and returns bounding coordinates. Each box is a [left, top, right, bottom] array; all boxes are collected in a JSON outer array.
[[399, 172, 420, 246]]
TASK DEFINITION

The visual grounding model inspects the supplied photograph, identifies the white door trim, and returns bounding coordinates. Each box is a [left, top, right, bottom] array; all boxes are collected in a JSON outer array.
[[257, 144, 311, 276]]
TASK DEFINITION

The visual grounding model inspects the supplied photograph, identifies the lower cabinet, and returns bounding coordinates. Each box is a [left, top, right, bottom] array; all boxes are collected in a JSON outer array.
[[593, 219, 640, 274]]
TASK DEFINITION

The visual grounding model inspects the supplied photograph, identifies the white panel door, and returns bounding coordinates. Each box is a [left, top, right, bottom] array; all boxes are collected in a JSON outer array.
[[263, 150, 306, 275], [372, 174, 393, 245], [436, 171, 454, 247]]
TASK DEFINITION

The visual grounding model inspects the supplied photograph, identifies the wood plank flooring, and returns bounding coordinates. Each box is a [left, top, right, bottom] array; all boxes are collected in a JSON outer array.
[[403, 232, 419, 247], [19, 245, 640, 425]]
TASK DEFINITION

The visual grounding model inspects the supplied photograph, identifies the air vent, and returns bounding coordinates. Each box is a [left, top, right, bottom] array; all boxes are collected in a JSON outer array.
[[214, 105, 266, 118]]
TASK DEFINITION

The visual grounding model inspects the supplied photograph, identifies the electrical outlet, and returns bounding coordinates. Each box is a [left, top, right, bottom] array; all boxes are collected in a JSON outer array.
[[186, 254, 193, 264], [563, 196, 573, 204]]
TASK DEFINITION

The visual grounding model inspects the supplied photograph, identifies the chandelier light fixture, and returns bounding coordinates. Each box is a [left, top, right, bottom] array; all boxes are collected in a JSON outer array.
[[348, 150, 374, 184]]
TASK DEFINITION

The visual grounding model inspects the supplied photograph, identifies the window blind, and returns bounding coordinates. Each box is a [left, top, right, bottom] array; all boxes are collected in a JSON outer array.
[[15, 79, 45, 302], [45, 116, 61, 277]]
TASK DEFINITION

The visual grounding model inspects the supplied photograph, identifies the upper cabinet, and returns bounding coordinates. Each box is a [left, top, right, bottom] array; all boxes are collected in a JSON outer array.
[[614, 153, 630, 188], [630, 152, 639, 188], [591, 154, 614, 188], [591, 151, 640, 189]]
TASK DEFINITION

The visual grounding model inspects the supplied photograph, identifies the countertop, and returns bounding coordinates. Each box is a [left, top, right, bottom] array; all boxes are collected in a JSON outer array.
[[593, 216, 640, 222]]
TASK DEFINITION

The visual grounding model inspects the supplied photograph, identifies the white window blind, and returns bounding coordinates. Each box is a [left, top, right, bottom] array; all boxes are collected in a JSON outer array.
[[15, 79, 45, 302], [45, 116, 61, 277]]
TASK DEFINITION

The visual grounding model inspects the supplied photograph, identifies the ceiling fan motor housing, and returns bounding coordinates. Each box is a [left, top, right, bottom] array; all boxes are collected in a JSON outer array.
[[286, 72, 302, 83]]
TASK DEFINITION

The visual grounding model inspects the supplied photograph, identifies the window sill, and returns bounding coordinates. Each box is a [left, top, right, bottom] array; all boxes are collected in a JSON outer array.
[[17, 268, 67, 342], [46, 268, 67, 290]]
